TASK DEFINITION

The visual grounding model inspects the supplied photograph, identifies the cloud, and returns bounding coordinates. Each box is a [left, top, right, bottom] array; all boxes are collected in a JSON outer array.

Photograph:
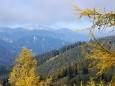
[[0, 0, 114, 28], [75, 0, 115, 12]]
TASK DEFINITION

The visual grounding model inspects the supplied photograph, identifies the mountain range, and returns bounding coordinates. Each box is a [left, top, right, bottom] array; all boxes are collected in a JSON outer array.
[[0, 27, 88, 65]]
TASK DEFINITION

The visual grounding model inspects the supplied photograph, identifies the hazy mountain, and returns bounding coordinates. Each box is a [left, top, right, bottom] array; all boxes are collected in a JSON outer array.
[[0, 27, 88, 65]]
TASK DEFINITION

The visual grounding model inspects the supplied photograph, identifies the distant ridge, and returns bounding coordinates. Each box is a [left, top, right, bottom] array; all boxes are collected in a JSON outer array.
[[0, 27, 88, 65]]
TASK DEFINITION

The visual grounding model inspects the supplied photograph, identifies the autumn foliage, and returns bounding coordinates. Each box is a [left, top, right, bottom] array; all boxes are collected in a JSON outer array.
[[74, 6, 115, 76], [9, 48, 39, 86]]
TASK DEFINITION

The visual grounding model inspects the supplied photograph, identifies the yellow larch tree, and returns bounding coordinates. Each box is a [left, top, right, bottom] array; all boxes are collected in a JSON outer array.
[[8, 48, 39, 86], [73, 6, 115, 76]]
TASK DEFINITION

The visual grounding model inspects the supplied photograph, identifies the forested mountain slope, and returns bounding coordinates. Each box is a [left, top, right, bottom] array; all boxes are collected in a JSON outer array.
[[36, 35, 115, 86], [35, 41, 85, 65], [36, 36, 115, 78]]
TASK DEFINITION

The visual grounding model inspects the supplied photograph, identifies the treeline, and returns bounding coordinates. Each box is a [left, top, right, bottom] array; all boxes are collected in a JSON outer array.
[[35, 41, 85, 65]]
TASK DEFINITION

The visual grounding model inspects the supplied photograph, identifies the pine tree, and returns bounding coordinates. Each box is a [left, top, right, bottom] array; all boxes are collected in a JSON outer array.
[[9, 48, 39, 86]]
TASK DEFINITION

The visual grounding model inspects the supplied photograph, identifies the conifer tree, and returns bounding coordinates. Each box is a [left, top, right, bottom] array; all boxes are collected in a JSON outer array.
[[73, 5, 115, 76], [9, 48, 39, 86]]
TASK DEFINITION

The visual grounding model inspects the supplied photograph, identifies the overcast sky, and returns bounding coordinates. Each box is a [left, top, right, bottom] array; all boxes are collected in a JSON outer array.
[[0, 0, 115, 30]]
